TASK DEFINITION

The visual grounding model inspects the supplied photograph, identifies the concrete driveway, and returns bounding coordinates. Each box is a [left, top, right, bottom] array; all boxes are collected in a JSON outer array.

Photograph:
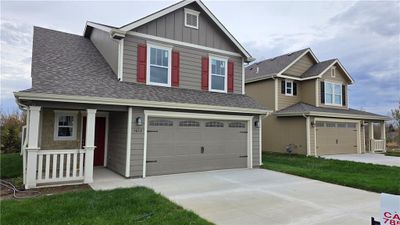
[[132, 169, 380, 225], [322, 153, 400, 167]]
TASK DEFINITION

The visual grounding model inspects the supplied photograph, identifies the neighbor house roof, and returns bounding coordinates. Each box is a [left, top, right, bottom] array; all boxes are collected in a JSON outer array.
[[15, 27, 268, 115], [83, 0, 254, 62], [274, 102, 389, 120]]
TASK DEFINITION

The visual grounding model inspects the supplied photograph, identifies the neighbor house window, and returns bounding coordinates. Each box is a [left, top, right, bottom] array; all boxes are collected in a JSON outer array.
[[147, 44, 171, 87], [184, 8, 199, 29], [54, 111, 77, 141], [209, 56, 227, 92], [285, 80, 293, 96], [324, 82, 342, 105]]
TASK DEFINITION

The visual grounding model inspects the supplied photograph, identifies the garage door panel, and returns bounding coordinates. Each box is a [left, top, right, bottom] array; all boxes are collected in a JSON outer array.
[[316, 121, 358, 155], [146, 118, 248, 176]]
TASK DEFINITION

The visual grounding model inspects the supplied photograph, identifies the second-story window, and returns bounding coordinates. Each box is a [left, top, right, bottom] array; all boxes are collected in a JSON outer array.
[[324, 82, 342, 105], [147, 44, 171, 87], [285, 80, 293, 96], [209, 56, 227, 93]]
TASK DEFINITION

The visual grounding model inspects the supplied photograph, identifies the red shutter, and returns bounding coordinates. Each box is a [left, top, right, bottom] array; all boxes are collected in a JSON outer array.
[[227, 60, 234, 93], [201, 57, 209, 90], [137, 43, 147, 83], [172, 51, 180, 87]]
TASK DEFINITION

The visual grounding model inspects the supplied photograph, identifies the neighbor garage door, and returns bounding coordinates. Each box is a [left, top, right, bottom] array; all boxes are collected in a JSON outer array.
[[316, 121, 358, 155], [146, 118, 248, 176]]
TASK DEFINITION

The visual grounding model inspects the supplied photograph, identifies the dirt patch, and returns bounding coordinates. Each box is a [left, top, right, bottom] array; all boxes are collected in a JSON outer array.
[[1, 182, 90, 200]]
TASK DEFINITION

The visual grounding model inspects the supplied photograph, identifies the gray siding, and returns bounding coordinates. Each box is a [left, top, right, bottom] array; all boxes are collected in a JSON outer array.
[[252, 116, 261, 166], [123, 35, 243, 94], [134, 3, 237, 52], [107, 111, 128, 176], [90, 28, 119, 75], [130, 108, 145, 177]]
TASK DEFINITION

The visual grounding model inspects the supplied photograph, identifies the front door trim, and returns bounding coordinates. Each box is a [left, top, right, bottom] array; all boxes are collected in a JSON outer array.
[[142, 110, 253, 178]]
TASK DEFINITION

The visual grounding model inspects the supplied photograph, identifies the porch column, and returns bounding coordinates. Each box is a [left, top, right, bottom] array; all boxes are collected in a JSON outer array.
[[25, 106, 41, 189], [368, 122, 374, 151], [84, 109, 97, 184], [381, 121, 386, 152]]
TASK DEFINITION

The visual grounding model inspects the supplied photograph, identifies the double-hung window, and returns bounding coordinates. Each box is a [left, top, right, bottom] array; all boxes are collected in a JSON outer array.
[[54, 111, 77, 141], [324, 82, 342, 105], [209, 56, 227, 93], [147, 44, 171, 87], [285, 80, 293, 96]]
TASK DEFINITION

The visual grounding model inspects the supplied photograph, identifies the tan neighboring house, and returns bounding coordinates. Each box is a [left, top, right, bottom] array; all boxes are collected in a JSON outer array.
[[15, 0, 269, 189], [245, 48, 389, 156]]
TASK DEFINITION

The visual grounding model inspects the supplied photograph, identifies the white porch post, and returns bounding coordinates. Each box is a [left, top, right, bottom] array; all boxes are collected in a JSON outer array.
[[25, 106, 41, 189], [84, 109, 97, 183], [368, 122, 374, 152], [381, 121, 386, 152]]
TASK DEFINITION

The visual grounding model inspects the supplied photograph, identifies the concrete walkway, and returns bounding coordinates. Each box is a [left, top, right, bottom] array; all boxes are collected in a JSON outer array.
[[322, 153, 400, 167], [91, 168, 380, 225]]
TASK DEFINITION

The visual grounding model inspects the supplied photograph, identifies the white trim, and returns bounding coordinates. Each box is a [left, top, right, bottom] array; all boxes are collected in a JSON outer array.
[[146, 43, 172, 87], [324, 81, 342, 106], [119, 0, 253, 61], [284, 79, 293, 96], [84, 21, 113, 34], [276, 111, 387, 121], [277, 49, 319, 76], [209, 55, 228, 93], [184, 8, 199, 29], [314, 117, 361, 155], [125, 107, 132, 177], [306, 116, 311, 156], [274, 78, 278, 111], [316, 60, 354, 84], [142, 110, 253, 178], [315, 79, 319, 107], [15, 92, 269, 115], [259, 115, 262, 165], [117, 39, 124, 81], [128, 31, 241, 57], [331, 66, 336, 78], [53, 111, 78, 141], [313, 117, 317, 156], [242, 58, 245, 95]]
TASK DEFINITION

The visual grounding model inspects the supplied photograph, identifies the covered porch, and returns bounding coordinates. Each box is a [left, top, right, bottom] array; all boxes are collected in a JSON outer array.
[[364, 120, 386, 153], [21, 104, 135, 189]]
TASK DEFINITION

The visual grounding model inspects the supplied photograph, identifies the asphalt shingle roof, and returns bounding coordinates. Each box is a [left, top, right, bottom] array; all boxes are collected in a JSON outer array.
[[275, 102, 388, 120], [20, 27, 267, 112], [301, 59, 336, 78], [245, 48, 309, 82]]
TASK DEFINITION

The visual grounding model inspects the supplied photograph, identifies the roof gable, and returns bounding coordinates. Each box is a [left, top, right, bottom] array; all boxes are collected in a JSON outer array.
[[282, 52, 318, 77]]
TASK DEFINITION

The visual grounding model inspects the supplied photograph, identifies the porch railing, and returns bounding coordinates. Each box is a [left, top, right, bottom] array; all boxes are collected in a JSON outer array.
[[370, 139, 386, 152]]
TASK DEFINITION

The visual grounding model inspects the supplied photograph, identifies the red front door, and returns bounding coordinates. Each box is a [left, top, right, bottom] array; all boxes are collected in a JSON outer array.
[[82, 117, 106, 166]]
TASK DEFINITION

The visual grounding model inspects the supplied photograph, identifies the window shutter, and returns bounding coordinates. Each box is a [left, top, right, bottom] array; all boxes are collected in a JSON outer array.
[[137, 43, 147, 83], [228, 60, 234, 93], [172, 51, 180, 87], [320, 81, 325, 104], [281, 80, 285, 94], [201, 57, 209, 90], [293, 82, 297, 96], [342, 84, 346, 106]]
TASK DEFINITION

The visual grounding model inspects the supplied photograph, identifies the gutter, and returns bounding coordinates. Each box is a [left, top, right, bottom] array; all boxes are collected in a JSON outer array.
[[276, 111, 389, 121]]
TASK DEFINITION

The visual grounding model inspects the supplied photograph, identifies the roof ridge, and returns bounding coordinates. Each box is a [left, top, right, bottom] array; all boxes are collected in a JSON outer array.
[[252, 48, 310, 65]]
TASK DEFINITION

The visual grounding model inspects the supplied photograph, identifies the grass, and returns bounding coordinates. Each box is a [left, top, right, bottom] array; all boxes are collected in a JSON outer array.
[[262, 152, 400, 195], [1, 187, 213, 225], [385, 149, 400, 157], [0, 153, 23, 179]]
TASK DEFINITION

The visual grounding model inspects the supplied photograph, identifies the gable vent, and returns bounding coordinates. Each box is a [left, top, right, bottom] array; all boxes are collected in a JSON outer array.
[[256, 67, 259, 74]]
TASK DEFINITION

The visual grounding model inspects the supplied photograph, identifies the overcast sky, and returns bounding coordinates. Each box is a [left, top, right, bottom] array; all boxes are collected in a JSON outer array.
[[1, 0, 399, 116]]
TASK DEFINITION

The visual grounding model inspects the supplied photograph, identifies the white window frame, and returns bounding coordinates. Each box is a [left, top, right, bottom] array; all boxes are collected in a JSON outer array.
[[285, 79, 293, 96], [209, 55, 228, 93], [146, 43, 172, 87], [184, 8, 200, 29], [324, 81, 342, 106], [331, 66, 336, 78], [54, 111, 78, 141]]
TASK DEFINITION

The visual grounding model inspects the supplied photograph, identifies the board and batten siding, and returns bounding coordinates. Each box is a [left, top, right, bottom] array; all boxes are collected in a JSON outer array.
[[278, 78, 302, 110], [282, 53, 315, 77], [107, 111, 128, 176], [40, 109, 82, 150], [130, 109, 145, 177], [90, 28, 119, 75], [133, 3, 237, 52], [123, 35, 243, 94], [318, 64, 349, 110]]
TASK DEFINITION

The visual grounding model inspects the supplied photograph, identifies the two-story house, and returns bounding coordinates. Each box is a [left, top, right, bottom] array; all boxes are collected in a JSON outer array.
[[245, 48, 388, 156], [15, 0, 269, 189]]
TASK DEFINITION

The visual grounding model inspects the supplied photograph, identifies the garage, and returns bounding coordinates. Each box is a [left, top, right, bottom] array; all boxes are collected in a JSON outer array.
[[145, 117, 249, 176], [316, 121, 359, 155]]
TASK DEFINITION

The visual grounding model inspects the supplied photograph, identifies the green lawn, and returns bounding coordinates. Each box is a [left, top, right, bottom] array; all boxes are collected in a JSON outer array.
[[262, 152, 400, 195], [1, 187, 213, 225], [0, 153, 22, 179], [385, 150, 400, 157]]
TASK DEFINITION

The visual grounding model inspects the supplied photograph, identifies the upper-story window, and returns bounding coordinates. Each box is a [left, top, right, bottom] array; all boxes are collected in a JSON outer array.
[[184, 8, 200, 29], [331, 66, 336, 78], [147, 43, 172, 87], [285, 80, 293, 96], [209, 55, 227, 93], [324, 81, 342, 105]]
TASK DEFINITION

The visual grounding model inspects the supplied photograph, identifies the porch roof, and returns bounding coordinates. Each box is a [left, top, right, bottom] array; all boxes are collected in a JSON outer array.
[[16, 27, 268, 115], [274, 102, 389, 121]]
